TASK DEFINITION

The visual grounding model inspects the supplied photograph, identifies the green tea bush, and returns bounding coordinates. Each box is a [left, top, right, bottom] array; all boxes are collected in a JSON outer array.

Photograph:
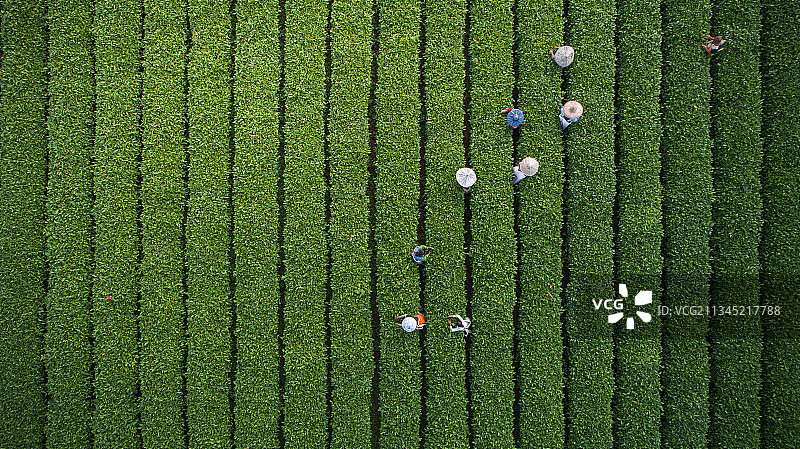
[[759, 1, 800, 447], [421, 0, 469, 446], [374, 0, 423, 446], [233, 0, 282, 447], [660, 1, 712, 447], [328, 0, 374, 445], [562, 0, 616, 446], [186, 0, 233, 445], [708, 0, 763, 447], [467, 0, 516, 447], [282, 0, 329, 446], [44, 0, 95, 446], [612, 0, 663, 446], [0, 0, 48, 445], [515, 0, 566, 446], [92, 0, 142, 444], [140, 0, 189, 446]]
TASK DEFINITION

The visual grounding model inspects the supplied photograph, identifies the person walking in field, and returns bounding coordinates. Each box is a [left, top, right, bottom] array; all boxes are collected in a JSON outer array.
[[396, 313, 426, 332], [412, 245, 432, 264], [456, 167, 477, 192], [501, 107, 525, 129], [447, 314, 472, 335], [702, 35, 726, 55], [559, 100, 583, 129], [550, 45, 575, 67], [512, 157, 539, 185]]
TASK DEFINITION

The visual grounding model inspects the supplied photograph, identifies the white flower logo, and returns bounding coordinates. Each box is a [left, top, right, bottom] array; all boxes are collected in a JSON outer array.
[[608, 284, 653, 329]]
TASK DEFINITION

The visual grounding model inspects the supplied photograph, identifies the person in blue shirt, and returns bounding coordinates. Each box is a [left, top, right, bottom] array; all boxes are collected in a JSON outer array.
[[560, 100, 583, 129], [411, 245, 432, 264]]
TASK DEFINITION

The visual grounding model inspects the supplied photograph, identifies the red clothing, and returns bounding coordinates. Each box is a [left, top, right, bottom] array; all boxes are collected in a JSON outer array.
[[414, 313, 426, 326]]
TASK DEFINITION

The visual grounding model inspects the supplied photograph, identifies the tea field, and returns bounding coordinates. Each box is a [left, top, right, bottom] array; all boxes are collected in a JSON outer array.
[[0, 0, 798, 447]]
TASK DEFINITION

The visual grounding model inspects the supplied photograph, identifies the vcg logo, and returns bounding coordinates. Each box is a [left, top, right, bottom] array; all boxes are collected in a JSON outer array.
[[592, 284, 653, 330]]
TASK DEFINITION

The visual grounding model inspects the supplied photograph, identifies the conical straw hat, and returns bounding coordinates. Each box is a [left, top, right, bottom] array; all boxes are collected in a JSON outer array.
[[519, 157, 539, 176], [554, 46, 575, 67], [563, 100, 583, 119], [401, 317, 417, 332], [455, 167, 477, 188]]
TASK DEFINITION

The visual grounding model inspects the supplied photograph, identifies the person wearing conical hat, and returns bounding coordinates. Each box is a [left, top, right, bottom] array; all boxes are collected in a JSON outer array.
[[447, 314, 472, 335], [702, 35, 726, 55], [456, 167, 477, 193], [559, 100, 583, 129], [501, 107, 525, 129], [411, 245, 432, 264], [512, 157, 539, 185], [396, 313, 426, 332], [550, 45, 575, 67]]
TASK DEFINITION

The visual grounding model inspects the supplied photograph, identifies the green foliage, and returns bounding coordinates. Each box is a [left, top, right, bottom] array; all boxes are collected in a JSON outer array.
[[708, 0, 762, 447], [92, 0, 142, 445], [759, 1, 800, 447], [0, 0, 48, 445], [186, 0, 232, 446], [562, 0, 616, 446], [327, 0, 374, 446], [612, 0, 663, 446], [1, 0, 796, 446], [140, 0, 187, 445], [467, 0, 516, 447], [44, 0, 95, 446], [515, 0, 565, 446], [660, 0, 712, 447], [282, 0, 329, 446], [374, 0, 422, 447], [233, 0, 282, 447], [421, 0, 469, 447]]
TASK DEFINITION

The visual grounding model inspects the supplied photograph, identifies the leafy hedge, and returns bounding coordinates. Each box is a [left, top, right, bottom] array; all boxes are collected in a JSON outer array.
[[514, 0, 565, 446], [659, 0, 712, 447], [233, 0, 282, 447], [186, 0, 233, 446], [328, 0, 374, 446], [140, 0, 187, 445], [421, 0, 468, 447], [562, 0, 616, 446], [374, 0, 422, 446], [0, 0, 48, 445], [759, 1, 800, 447], [92, 0, 142, 445], [708, 0, 762, 447], [467, 0, 516, 446], [612, 0, 662, 446], [44, 0, 95, 446], [282, 0, 329, 445]]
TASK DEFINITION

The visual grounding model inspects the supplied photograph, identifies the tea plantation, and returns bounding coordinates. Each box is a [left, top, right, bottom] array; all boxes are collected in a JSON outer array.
[[0, 0, 797, 447]]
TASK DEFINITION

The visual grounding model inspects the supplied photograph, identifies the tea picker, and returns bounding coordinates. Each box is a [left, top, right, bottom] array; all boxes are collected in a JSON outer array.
[[411, 245, 432, 264], [550, 45, 575, 67], [702, 35, 726, 55], [396, 313, 426, 332], [501, 108, 525, 129], [559, 100, 583, 129], [448, 314, 472, 335], [512, 157, 539, 185], [456, 167, 477, 192]]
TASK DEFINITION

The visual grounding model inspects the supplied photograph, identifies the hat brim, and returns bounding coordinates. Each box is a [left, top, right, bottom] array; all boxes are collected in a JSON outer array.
[[563, 101, 583, 119]]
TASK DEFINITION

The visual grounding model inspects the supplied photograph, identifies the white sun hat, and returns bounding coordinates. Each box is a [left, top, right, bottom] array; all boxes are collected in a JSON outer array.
[[456, 167, 477, 188], [519, 157, 540, 176], [563, 100, 584, 120], [553, 45, 575, 67], [401, 317, 417, 332]]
